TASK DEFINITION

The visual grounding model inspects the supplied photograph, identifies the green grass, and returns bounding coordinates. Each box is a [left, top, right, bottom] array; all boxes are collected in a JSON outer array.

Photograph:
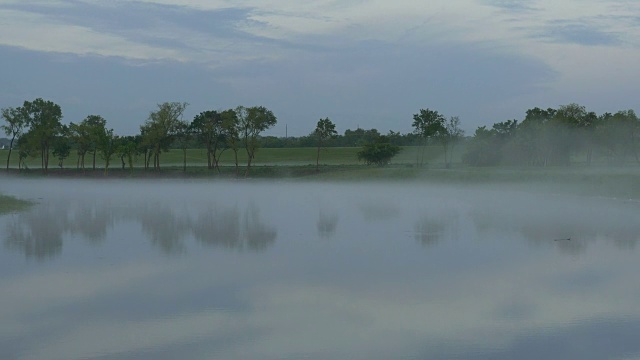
[[0, 145, 455, 169], [0, 194, 33, 214], [3, 147, 640, 200]]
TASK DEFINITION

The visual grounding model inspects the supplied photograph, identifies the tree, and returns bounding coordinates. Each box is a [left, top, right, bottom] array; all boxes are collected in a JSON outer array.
[[174, 119, 192, 173], [97, 129, 117, 175], [442, 116, 464, 168], [15, 135, 35, 170], [357, 135, 401, 166], [1, 106, 27, 169], [68, 121, 91, 169], [221, 109, 241, 176], [190, 110, 224, 171], [141, 102, 188, 170], [116, 136, 138, 171], [597, 110, 640, 164], [412, 108, 446, 167], [462, 126, 501, 166], [21, 98, 63, 172], [238, 105, 277, 176], [83, 115, 107, 170], [518, 107, 557, 166], [52, 125, 71, 168], [551, 103, 588, 166], [314, 117, 337, 171]]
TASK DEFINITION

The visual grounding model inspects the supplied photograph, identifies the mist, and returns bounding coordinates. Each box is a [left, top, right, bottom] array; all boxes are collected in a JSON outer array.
[[1, 176, 639, 359]]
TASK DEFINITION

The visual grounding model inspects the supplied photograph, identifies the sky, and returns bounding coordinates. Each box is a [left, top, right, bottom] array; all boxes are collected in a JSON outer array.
[[0, 0, 639, 136]]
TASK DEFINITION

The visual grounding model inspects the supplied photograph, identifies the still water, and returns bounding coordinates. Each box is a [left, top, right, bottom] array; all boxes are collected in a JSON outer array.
[[1, 178, 640, 360]]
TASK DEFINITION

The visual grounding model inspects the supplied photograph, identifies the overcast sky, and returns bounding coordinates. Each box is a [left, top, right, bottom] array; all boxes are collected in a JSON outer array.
[[1, 0, 639, 136]]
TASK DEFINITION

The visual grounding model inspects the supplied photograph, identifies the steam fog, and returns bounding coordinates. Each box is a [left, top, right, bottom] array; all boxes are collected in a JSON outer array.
[[1, 178, 640, 359]]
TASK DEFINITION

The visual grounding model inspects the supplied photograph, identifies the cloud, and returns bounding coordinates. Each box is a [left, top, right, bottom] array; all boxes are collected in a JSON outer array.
[[537, 21, 621, 46], [0, 8, 184, 60], [483, 0, 539, 12]]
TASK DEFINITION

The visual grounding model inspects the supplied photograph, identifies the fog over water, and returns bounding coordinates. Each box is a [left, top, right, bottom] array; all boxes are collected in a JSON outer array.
[[1, 178, 640, 359]]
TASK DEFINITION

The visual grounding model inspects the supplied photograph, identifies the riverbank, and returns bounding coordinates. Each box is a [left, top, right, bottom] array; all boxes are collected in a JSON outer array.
[[3, 164, 640, 201]]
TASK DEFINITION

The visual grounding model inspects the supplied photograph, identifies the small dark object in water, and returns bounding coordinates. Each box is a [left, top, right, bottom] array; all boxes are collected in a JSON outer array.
[[554, 238, 571, 241]]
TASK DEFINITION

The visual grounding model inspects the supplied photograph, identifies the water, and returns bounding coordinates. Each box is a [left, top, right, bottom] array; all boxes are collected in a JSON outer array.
[[1, 178, 640, 360]]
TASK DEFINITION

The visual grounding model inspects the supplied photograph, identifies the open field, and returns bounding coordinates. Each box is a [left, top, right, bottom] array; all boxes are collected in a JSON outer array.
[[2, 145, 640, 200], [0, 145, 456, 169]]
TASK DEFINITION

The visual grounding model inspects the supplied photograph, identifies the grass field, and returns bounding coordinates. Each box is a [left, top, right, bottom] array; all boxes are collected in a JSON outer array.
[[2, 146, 640, 200], [0, 145, 457, 169]]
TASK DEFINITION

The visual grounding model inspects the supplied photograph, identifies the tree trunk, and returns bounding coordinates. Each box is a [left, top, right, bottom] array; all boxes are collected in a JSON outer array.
[[245, 151, 253, 177], [92, 150, 96, 170], [183, 148, 187, 173], [443, 142, 449, 169], [6, 135, 15, 170], [316, 143, 321, 172], [233, 150, 239, 176]]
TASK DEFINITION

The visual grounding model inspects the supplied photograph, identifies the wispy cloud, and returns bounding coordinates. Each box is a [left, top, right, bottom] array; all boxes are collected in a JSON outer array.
[[483, 0, 539, 12], [537, 21, 621, 46]]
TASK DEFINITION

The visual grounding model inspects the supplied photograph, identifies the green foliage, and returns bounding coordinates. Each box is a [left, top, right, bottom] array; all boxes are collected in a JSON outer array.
[[314, 117, 338, 170], [21, 98, 64, 171], [1, 106, 27, 169], [412, 109, 446, 138], [357, 135, 402, 166], [52, 131, 71, 168], [238, 105, 277, 175], [190, 110, 224, 169], [141, 102, 188, 170]]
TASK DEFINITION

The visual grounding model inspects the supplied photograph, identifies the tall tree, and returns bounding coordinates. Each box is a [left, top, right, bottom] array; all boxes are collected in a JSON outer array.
[[141, 102, 188, 170], [191, 110, 224, 170], [314, 117, 337, 171], [119, 136, 139, 171], [1, 106, 27, 169], [238, 106, 277, 176], [21, 98, 63, 172], [519, 107, 556, 166], [551, 103, 588, 166], [68, 121, 91, 169], [442, 116, 464, 168], [221, 109, 241, 176], [75, 115, 108, 170], [597, 110, 640, 164], [174, 119, 192, 173], [52, 126, 71, 169], [97, 129, 117, 174], [412, 108, 446, 167]]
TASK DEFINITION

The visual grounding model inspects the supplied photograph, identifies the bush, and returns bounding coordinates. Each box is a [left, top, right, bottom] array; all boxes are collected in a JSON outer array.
[[357, 136, 401, 166]]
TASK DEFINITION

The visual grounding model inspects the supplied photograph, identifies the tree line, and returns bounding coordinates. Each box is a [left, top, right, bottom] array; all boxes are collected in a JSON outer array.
[[2, 98, 638, 173], [462, 104, 640, 166], [1, 99, 277, 175]]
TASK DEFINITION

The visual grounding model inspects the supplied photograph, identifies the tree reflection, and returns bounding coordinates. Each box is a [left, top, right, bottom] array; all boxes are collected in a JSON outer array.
[[193, 204, 276, 252], [1, 196, 279, 259], [317, 210, 338, 238], [413, 210, 458, 247], [69, 201, 114, 244], [136, 204, 189, 255], [193, 207, 241, 249], [4, 203, 67, 260], [243, 204, 276, 251]]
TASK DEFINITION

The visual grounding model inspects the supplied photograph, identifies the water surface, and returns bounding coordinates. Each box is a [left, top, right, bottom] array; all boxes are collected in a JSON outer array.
[[1, 178, 639, 360]]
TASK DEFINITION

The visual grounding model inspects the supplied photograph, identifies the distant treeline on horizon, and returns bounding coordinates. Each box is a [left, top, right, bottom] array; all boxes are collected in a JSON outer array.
[[1, 98, 639, 172]]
